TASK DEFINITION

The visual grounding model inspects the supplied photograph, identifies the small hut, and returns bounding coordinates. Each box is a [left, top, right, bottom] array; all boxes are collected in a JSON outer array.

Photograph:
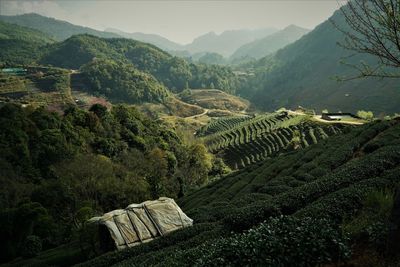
[[89, 197, 193, 250]]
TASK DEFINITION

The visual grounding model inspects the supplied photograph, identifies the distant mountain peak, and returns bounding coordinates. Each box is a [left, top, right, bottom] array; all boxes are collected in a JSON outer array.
[[282, 24, 309, 31], [0, 12, 120, 41], [185, 28, 278, 57], [105, 27, 183, 51], [230, 25, 310, 61]]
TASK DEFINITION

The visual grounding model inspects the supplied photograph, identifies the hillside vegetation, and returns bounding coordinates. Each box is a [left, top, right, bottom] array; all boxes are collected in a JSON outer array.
[[199, 111, 346, 168], [77, 118, 400, 266], [0, 21, 54, 65], [0, 103, 223, 264], [79, 59, 169, 104], [240, 8, 400, 115], [0, 22, 242, 106], [40, 34, 241, 94]]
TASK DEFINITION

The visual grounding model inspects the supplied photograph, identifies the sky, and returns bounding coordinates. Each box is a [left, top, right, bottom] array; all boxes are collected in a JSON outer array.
[[0, 0, 347, 44]]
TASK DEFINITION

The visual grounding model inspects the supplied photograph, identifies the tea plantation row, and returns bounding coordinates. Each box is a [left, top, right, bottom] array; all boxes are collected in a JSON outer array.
[[200, 111, 345, 168], [78, 119, 400, 266]]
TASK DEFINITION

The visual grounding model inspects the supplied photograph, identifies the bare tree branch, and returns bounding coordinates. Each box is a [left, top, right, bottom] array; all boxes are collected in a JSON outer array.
[[331, 0, 400, 79]]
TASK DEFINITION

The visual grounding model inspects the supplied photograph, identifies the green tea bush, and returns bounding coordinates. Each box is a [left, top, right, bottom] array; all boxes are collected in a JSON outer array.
[[308, 166, 328, 178], [341, 187, 395, 253], [222, 202, 280, 232], [79, 223, 220, 267], [194, 216, 350, 267], [366, 221, 389, 252], [258, 185, 292, 195], [21, 235, 42, 258]]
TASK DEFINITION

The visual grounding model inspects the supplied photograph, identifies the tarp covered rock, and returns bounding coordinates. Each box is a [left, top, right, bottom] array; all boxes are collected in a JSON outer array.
[[89, 197, 193, 250]]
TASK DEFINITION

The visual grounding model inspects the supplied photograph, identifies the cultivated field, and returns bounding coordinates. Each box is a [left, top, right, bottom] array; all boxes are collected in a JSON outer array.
[[199, 111, 346, 168]]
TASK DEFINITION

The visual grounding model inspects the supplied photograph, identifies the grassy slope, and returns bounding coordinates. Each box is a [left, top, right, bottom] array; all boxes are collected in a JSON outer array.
[[77, 118, 400, 266]]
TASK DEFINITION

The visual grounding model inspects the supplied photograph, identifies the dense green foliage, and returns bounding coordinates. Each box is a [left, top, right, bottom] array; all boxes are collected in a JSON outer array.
[[0, 103, 214, 263], [0, 21, 241, 105], [40, 34, 241, 94], [80, 59, 169, 103], [76, 119, 400, 267], [31, 67, 70, 93], [197, 52, 226, 65], [200, 112, 345, 168], [0, 21, 242, 104], [21, 235, 43, 258], [160, 216, 350, 267], [0, 21, 54, 65]]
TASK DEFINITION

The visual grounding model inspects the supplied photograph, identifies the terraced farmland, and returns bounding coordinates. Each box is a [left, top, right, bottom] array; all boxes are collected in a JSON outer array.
[[200, 111, 346, 169], [196, 115, 251, 136], [80, 119, 400, 267]]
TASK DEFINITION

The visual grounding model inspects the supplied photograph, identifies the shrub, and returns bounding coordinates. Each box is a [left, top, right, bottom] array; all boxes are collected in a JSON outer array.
[[194, 216, 351, 267], [357, 110, 374, 121], [342, 188, 394, 253], [258, 185, 292, 195], [21, 235, 42, 258]]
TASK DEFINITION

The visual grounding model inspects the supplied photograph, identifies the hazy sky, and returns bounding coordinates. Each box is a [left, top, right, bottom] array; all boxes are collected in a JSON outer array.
[[0, 0, 347, 44]]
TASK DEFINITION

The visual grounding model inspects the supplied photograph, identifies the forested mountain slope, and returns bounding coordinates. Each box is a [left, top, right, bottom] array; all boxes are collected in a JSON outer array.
[[243, 8, 400, 115], [0, 13, 120, 41], [0, 21, 54, 64], [230, 25, 309, 61], [79, 118, 400, 266], [0, 22, 241, 103], [40, 34, 241, 93]]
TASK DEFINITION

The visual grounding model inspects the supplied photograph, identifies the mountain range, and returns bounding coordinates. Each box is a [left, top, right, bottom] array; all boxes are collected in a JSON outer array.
[[0, 13, 278, 58], [0, 13, 120, 41], [230, 24, 310, 61], [243, 8, 399, 115], [105, 28, 184, 51], [183, 28, 277, 56], [1, 11, 400, 114]]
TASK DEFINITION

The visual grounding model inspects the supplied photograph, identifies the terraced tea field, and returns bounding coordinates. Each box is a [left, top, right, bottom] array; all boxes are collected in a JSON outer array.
[[196, 115, 251, 136], [199, 112, 346, 169], [80, 119, 400, 267]]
